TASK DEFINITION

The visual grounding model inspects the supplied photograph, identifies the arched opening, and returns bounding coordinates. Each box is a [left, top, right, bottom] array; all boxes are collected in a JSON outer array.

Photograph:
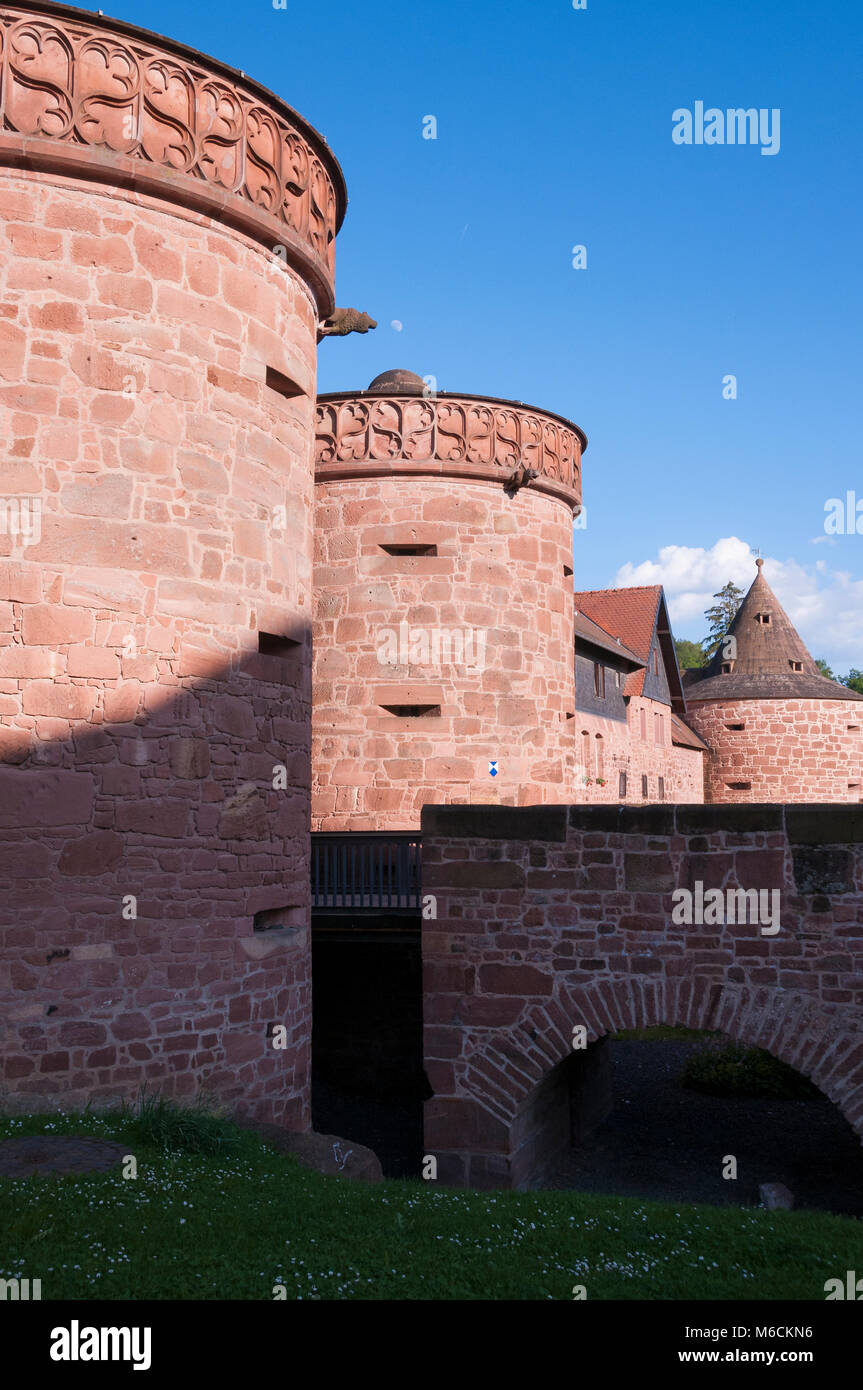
[[509, 1028, 863, 1212]]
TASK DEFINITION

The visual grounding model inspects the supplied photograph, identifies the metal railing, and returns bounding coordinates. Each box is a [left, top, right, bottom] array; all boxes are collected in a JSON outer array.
[[311, 833, 422, 911]]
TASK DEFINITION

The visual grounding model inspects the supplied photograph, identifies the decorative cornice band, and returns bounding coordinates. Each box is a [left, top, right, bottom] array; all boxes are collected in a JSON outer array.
[[0, 1, 345, 313], [315, 393, 584, 508]]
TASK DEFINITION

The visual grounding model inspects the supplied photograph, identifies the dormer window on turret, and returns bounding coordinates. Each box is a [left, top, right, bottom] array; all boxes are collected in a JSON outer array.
[[756, 612, 771, 624], [789, 660, 803, 672], [721, 661, 734, 674]]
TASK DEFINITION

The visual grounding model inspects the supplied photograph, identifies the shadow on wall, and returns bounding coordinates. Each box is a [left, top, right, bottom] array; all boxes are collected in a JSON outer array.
[[0, 635, 313, 1128]]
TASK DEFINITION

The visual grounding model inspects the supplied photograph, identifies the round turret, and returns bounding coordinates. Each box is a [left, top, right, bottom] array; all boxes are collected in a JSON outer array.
[[0, 0, 345, 1121], [312, 372, 586, 829]]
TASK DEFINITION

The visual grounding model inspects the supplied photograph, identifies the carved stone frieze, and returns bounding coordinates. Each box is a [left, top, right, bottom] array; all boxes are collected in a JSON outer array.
[[315, 394, 583, 503], [0, 2, 344, 309]]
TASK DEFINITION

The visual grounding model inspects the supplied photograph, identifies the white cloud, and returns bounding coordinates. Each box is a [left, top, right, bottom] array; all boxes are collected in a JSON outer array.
[[614, 537, 863, 669]]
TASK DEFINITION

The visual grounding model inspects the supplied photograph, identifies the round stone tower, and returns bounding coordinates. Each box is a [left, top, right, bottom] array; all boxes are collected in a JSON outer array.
[[313, 370, 585, 829], [685, 559, 863, 802], [0, 1, 344, 1125]]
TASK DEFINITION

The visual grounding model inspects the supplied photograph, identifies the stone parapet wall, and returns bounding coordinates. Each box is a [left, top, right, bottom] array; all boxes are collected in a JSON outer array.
[[315, 391, 583, 507], [0, 0, 343, 312]]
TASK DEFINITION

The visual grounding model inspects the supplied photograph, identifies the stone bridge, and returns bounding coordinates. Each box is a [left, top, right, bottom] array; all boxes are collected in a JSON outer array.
[[421, 804, 863, 1188]]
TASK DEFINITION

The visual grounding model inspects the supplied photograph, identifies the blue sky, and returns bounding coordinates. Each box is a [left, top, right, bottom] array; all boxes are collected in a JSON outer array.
[[114, 0, 862, 668]]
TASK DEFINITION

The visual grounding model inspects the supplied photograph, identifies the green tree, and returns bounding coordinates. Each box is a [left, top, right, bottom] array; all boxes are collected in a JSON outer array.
[[701, 581, 745, 660], [815, 658, 835, 680], [840, 668, 863, 694], [674, 638, 706, 669]]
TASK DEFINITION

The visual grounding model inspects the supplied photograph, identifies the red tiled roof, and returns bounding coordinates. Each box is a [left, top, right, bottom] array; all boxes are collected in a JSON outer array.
[[572, 587, 664, 698], [571, 586, 663, 664]]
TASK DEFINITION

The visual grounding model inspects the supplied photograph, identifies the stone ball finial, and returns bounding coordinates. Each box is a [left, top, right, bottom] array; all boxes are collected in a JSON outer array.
[[756, 556, 764, 568], [366, 369, 425, 395]]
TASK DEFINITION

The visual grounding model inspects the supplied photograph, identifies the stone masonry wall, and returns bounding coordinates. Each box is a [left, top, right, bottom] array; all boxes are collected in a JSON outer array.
[[575, 697, 704, 803], [313, 475, 577, 829], [421, 803, 863, 1188], [687, 698, 863, 803], [0, 171, 320, 1125]]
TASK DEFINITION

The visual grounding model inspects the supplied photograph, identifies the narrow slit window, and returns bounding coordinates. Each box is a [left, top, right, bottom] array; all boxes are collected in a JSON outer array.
[[254, 905, 303, 933], [379, 543, 437, 556], [725, 722, 745, 731], [727, 781, 752, 791], [641, 774, 648, 798], [658, 776, 665, 800], [593, 662, 605, 698], [259, 632, 301, 657], [619, 771, 627, 797], [380, 703, 441, 718], [266, 365, 304, 400]]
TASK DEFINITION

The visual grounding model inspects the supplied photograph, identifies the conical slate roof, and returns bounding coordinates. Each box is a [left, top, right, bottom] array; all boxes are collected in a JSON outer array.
[[686, 559, 863, 702]]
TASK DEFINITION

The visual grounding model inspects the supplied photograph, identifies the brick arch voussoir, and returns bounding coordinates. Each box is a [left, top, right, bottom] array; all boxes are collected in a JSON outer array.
[[460, 975, 863, 1144]]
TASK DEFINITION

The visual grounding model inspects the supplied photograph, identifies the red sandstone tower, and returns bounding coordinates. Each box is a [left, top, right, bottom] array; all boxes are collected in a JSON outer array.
[[684, 559, 863, 802], [0, 1, 344, 1124], [312, 369, 586, 830]]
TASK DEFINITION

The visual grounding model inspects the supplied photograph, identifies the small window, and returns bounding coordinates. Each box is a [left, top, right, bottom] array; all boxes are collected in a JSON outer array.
[[265, 365, 303, 400], [616, 670, 623, 688], [849, 783, 861, 790], [640, 709, 647, 740], [641, 774, 648, 798], [563, 564, 573, 578], [658, 776, 665, 800], [619, 771, 627, 797], [595, 734, 604, 778], [727, 781, 752, 791], [848, 725, 861, 732], [756, 612, 771, 625], [379, 543, 437, 556], [259, 632, 301, 657], [594, 663, 605, 698], [789, 660, 803, 672], [725, 722, 745, 731], [721, 662, 734, 674], [381, 703, 440, 717], [257, 631, 304, 683], [254, 905, 303, 933]]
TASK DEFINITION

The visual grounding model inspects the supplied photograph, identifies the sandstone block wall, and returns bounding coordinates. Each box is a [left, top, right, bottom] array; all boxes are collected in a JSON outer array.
[[312, 388, 584, 830], [575, 697, 704, 803], [314, 476, 577, 828], [0, 2, 345, 1125], [421, 803, 863, 1188], [687, 698, 863, 803]]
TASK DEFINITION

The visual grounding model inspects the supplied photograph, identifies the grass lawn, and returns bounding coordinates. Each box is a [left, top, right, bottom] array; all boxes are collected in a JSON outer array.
[[1, 1110, 860, 1300]]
